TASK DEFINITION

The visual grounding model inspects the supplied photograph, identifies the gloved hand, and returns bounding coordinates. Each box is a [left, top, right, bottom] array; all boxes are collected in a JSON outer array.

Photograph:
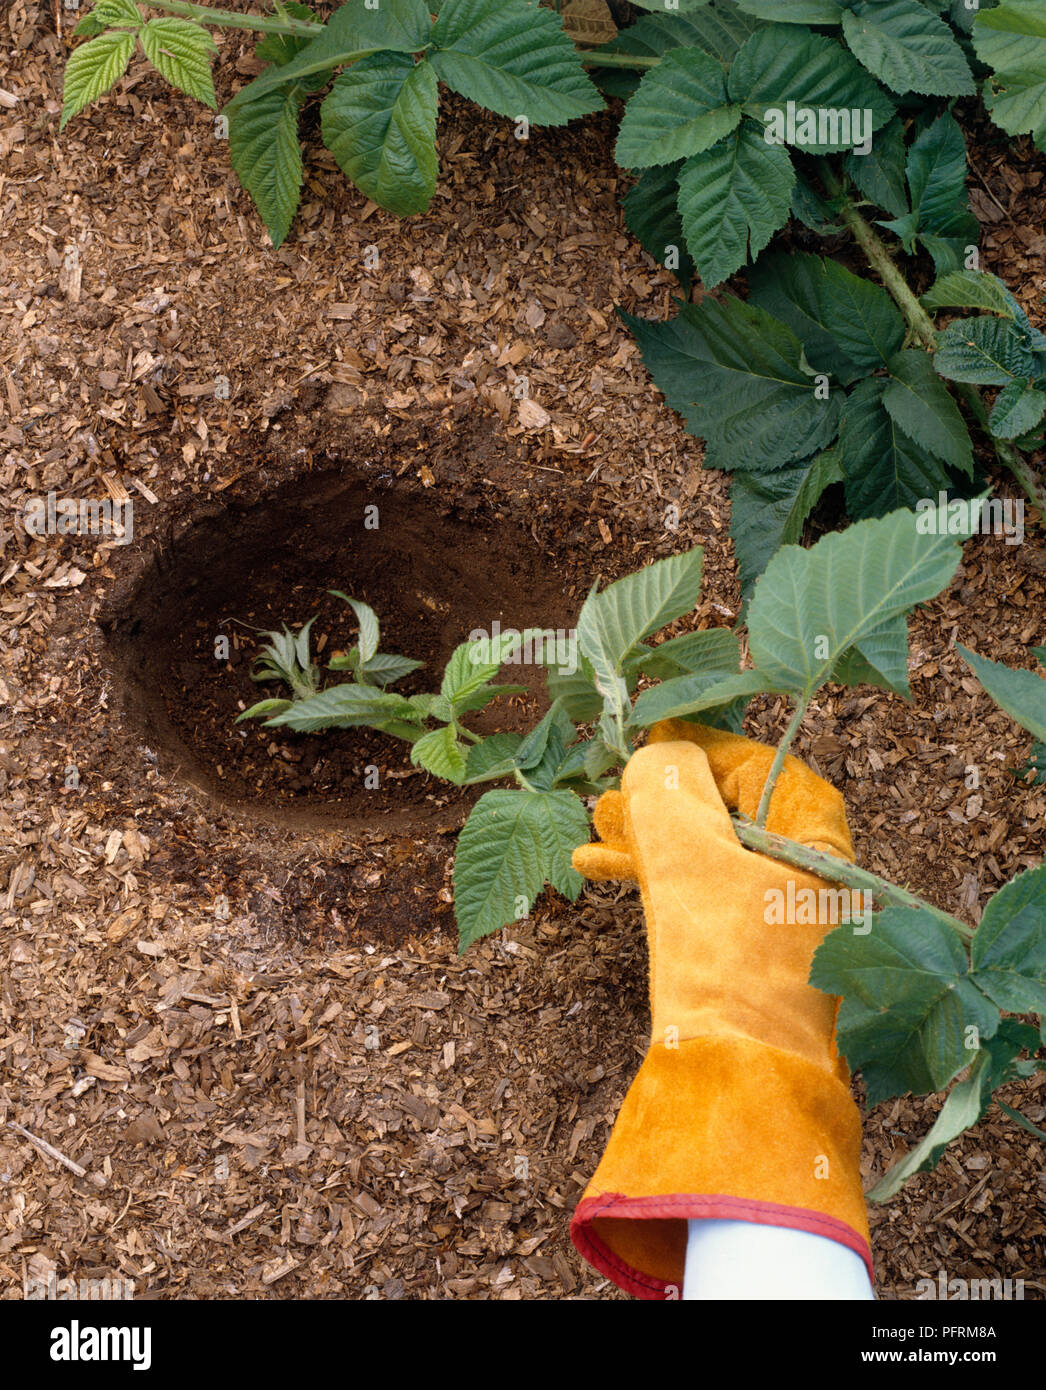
[[570, 720, 873, 1299]]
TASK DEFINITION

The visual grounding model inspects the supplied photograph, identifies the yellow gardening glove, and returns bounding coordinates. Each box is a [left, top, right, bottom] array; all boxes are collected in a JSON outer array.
[[569, 720, 872, 1299]]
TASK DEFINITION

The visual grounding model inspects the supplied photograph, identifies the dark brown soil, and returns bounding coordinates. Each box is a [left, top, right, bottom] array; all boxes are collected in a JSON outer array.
[[101, 458, 594, 828]]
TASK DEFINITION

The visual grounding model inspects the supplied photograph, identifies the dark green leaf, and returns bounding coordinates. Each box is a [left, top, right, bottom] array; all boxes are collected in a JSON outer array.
[[990, 379, 1046, 438], [811, 905, 1000, 1105], [729, 24, 896, 152], [957, 644, 1046, 742], [867, 1021, 1039, 1200], [970, 863, 1046, 1014], [321, 54, 439, 215], [623, 295, 841, 471], [844, 114, 908, 215], [882, 348, 974, 473], [842, 0, 975, 96], [747, 251, 905, 383], [729, 445, 843, 600], [454, 789, 589, 949], [225, 0, 433, 112], [676, 122, 795, 287], [430, 0, 604, 125], [616, 46, 740, 167], [840, 374, 956, 517], [622, 163, 695, 289], [228, 83, 307, 248]]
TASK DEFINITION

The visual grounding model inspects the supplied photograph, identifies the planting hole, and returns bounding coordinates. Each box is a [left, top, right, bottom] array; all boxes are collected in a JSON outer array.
[[104, 468, 589, 832]]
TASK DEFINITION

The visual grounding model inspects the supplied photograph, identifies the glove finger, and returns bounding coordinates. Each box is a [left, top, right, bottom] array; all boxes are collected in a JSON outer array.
[[622, 740, 737, 847], [592, 789, 626, 845], [572, 843, 637, 882], [648, 719, 853, 860]]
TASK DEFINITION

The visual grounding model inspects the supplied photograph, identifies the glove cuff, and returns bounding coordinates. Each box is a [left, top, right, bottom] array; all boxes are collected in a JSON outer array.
[[570, 1037, 873, 1299]]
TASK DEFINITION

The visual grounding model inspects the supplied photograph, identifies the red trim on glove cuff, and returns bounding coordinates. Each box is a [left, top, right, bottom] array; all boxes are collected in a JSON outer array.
[[571, 1191, 875, 1300]]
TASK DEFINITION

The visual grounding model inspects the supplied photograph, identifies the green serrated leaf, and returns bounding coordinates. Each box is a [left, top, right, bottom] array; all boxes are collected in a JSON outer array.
[[627, 627, 740, 681], [921, 268, 1020, 318], [934, 314, 1041, 385], [329, 591, 379, 663], [321, 53, 439, 216], [631, 668, 772, 727], [878, 111, 979, 252], [844, 114, 908, 216], [733, 0, 844, 21], [60, 29, 137, 129], [747, 251, 905, 384], [970, 863, 1046, 1014], [453, 789, 588, 949], [842, 0, 975, 96], [748, 504, 972, 698], [831, 614, 912, 697], [973, 0, 1046, 152], [358, 651, 424, 687], [623, 296, 841, 472], [729, 24, 896, 152], [958, 644, 1046, 742], [140, 17, 217, 108], [840, 375, 956, 518], [676, 122, 795, 287], [94, 0, 142, 25], [989, 379, 1046, 438], [262, 683, 416, 732], [729, 444, 844, 600], [867, 1021, 1038, 1200], [74, 13, 110, 38], [616, 46, 740, 168], [603, 4, 765, 71], [882, 348, 973, 474], [463, 732, 524, 784], [811, 905, 1000, 1106], [622, 162, 695, 289], [430, 0, 603, 125], [545, 655, 604, 723], [576, 548, 704, 696], [225, 0, 432, 113], [228, 84, 307, 248], [411, 724, 468, 783]]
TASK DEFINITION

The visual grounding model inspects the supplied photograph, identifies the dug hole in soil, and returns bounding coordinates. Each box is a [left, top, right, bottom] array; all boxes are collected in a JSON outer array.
[[98, 455, 598, 944]]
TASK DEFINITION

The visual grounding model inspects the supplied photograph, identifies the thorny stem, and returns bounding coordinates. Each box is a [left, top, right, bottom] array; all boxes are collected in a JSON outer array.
[[822, 163, 1046, 516], [140, 0, 325, 35], [731, 817, 976, 942], [754, 696, 809, 828]]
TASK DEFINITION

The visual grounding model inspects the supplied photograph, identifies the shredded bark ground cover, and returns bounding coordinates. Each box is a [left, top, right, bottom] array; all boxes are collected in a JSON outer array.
[[0, 0, 1044, 1300]]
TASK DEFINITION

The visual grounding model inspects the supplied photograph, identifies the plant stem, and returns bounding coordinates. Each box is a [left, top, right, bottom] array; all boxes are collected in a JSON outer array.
[[732, 817, 976, 941], [822, 162, 1046, 514], [142, 0, 325, 35], [755, 696, 809, 828]]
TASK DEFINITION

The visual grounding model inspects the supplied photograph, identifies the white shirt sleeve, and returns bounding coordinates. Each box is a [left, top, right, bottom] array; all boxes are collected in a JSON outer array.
[[684, 1218, 875, 1300]]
